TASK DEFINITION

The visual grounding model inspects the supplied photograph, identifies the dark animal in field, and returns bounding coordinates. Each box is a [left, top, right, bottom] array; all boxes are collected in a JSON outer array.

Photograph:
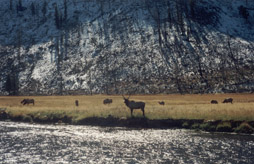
[[122, 95, 145, 117], [21, 99, 35, 105], [158, 101, 165, 105], [211, 100, 218, 104], [222, 98, 233, 104], [75, 100, 79, 106], [103, 98, 113, 105]]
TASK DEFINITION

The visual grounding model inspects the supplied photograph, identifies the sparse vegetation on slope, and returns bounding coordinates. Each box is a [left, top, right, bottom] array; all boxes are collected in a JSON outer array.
[[0, 0, 254, 95]]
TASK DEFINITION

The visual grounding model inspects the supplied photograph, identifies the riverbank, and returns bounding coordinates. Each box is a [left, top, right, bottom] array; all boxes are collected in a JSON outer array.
[[1, 94, 254, 134], [0, 109, 254, 134]]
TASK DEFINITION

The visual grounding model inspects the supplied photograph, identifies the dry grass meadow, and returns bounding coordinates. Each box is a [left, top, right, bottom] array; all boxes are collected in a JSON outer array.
[[1, 93, 254, 122]]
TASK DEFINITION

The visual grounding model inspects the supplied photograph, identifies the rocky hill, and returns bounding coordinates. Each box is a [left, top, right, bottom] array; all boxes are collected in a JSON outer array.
[[0, 0, 254, 95]]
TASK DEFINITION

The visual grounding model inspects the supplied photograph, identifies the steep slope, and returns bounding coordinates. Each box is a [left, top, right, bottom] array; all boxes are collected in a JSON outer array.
[[0, 0, 253, 95]]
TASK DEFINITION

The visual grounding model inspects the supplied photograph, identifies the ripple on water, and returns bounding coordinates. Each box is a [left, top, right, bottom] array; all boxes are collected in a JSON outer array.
[[0, 121, 254, 163]]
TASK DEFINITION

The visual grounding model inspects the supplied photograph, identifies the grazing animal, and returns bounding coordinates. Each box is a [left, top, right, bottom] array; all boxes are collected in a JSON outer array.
[[158, 101, 165, 105], [103, 98, 113, 105], [75, 100, 79, 106], [122, 95, 145, 117], [211, 100, 218, 104], [21, 99, 35, 105], [222, 98, 233, 104]]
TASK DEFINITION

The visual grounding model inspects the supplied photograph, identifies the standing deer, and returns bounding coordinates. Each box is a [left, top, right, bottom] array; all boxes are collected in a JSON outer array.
[[122, 95, 145, 117], [75, 100, 79, 107]]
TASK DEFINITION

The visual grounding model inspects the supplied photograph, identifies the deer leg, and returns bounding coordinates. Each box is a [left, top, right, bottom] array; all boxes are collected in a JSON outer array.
[[142, 108, 145, 117], [131, 109, 133, 117]]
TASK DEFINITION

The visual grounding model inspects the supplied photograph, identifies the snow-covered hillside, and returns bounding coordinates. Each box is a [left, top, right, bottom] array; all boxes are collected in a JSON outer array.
[[0, 0, 254, 95]]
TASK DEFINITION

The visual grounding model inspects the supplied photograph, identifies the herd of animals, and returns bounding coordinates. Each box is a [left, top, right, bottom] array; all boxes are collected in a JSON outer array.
[[211, 98, 233, 104], [19, 96, 234, 117]]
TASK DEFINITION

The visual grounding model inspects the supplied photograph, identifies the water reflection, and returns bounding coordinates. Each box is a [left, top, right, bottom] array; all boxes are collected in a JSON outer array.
[[0, 121, 254, 163]]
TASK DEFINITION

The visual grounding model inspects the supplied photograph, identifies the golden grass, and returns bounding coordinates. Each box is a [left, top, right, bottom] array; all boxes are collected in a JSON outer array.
[[1, 93, 254, 121]]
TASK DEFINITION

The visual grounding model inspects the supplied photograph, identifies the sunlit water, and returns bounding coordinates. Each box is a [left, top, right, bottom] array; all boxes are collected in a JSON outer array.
[[0, 121, 254, 164]]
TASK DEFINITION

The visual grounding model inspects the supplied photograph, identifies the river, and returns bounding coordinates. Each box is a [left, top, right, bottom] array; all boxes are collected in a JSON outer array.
[[0, 121, 254, 163]]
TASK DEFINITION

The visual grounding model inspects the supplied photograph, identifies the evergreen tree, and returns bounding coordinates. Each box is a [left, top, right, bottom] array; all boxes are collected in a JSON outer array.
[[59, 12, 63, 28], [16, 0, 26, 13], [42, 1, 47, 19], [189, 0, 196, 19], [64, 0, 67, 21], [54, 5, 60, 29], [18, 0, 22, 8], [5, 74, 12, 95], [5, 72, 18, 95], [10, 0, 13, 10], [238, 5, 249, 20], [18, 0, 22, 11], [31, 2, 35, 16], [167, 1, 172, 28]]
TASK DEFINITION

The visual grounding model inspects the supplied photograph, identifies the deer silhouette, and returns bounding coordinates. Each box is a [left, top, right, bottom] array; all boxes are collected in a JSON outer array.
[[103, 98, 113, 105], [222, 98, 233, 104], [75, 100, 79, 106], [158, 101, 165, 105], [211, 100, 218, 104], [122, 95, 145, 117], [21, 99, 35, 105]]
